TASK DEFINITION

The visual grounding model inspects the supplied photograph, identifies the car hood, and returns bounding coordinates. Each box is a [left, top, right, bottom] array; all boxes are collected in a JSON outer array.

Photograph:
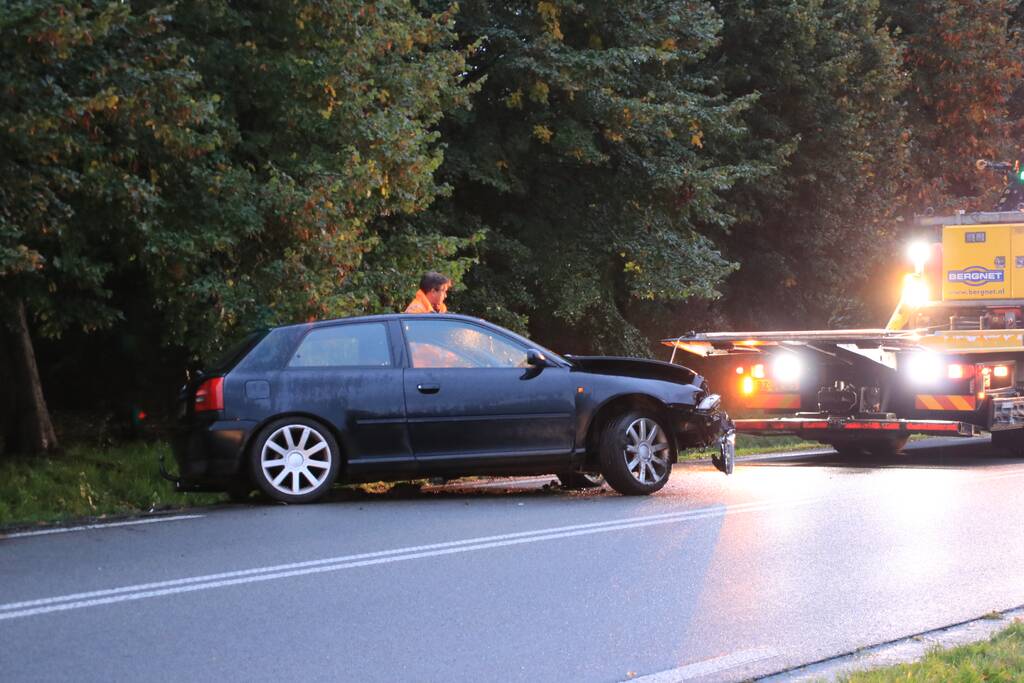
[[566, 355, 700, 386]]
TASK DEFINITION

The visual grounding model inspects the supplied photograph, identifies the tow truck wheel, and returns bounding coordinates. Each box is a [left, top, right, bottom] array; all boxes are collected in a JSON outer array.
[[599, 410, 674, 496], [991, 430, 1024, 458], [864, 436, 909, 457], [832, 443, 863, 458], [557, 471, 605, 490]]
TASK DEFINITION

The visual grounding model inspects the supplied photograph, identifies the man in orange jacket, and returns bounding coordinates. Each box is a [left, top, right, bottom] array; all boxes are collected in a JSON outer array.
[[405, 271, 451, 314]]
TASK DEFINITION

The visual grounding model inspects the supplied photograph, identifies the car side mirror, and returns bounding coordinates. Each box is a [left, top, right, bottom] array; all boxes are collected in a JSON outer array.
[[526, 349, 552, 367]]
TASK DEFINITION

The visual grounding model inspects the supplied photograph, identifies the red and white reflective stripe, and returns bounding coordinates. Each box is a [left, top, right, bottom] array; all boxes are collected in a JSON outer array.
[[734, 419, 827, 432], [914, 394, 976, 411], [903, 421, 962, 432], [735, 418, 968, 435]]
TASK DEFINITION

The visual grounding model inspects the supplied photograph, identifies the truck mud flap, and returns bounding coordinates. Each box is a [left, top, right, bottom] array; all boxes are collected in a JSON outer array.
[[735, 417, 978, 437]]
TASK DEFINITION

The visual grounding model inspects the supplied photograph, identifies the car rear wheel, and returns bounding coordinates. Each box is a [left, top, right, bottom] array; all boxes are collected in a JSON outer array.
[[250, 418, 341, 503], [599, 410, 674, 496], [557, 471, 605, 490]]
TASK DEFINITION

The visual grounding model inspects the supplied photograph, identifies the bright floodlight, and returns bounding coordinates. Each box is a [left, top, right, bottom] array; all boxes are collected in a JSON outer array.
[[901, 273, 929, 308], [905, 352, 942, 384], [907, 241, 931, 273], [772, 354, 802, 383]]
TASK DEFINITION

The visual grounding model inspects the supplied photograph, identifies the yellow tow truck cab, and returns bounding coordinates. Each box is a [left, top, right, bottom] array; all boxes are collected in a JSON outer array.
[[666, 210, 1024, 456]]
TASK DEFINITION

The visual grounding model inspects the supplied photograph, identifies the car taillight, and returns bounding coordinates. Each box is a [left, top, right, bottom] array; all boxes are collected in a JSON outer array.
[[195, 377, 224, 412]]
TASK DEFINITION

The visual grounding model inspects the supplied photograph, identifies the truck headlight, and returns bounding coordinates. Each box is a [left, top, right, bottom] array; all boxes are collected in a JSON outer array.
[[772, 354, 802, 382], [905, 352, 942, 384]]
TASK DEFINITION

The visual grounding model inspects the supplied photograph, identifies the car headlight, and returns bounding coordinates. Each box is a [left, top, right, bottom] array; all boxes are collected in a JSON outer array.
[[772, 354, 802, 383], [905, 352, 943, 384]]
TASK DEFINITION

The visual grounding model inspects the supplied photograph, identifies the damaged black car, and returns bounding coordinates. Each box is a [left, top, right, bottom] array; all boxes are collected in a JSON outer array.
[[167, 314, 734, 503]]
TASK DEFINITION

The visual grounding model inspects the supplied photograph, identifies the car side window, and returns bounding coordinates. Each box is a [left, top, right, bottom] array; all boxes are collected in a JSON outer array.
[[403, 320, 529, 369], [289, 323, 391, 368]]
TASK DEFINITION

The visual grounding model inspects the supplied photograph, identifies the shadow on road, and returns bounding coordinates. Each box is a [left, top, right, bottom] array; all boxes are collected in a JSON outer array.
[[743, 437, 1024, 470], [311, 478, 615, 505]]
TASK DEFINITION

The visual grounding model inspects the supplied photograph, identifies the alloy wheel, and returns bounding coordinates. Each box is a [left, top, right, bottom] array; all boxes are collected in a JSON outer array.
[[260, 424, 333, 496], [623, 417, 670, 485]]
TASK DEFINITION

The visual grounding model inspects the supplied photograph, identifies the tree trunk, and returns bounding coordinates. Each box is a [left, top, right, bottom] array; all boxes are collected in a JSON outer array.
[[4, 298, 59, 455]]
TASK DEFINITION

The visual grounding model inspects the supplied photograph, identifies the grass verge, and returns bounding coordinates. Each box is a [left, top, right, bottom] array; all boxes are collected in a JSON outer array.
[[845, 621, 1024, 681], [0, 442, 222, 529], [678, 434, 823, 461]]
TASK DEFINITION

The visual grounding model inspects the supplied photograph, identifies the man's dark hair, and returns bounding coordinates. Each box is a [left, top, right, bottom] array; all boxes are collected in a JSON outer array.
[[419, 271, 451, 292]]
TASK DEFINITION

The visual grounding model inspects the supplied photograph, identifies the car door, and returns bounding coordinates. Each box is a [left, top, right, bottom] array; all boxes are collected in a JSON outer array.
[[278, 320, 414, 476], [400, 318, 575, 469]]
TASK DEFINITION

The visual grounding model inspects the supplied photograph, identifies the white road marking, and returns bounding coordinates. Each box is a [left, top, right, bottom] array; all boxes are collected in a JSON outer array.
[[631, 647, 778, 681], [4, 468, 1024, 622], [0, 496, 829, 621], [1, 514, 205, 540]]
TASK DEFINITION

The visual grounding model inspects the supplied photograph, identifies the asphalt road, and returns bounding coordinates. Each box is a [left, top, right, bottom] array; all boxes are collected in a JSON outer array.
[[2, 436, 1024, 682]]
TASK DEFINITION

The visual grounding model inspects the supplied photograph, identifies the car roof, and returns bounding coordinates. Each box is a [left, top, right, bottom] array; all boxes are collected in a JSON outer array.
[[273, 312, 497, 331]]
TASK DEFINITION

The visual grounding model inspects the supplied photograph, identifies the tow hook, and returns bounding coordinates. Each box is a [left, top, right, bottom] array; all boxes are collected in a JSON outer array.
[[158, 453, 182, 487]]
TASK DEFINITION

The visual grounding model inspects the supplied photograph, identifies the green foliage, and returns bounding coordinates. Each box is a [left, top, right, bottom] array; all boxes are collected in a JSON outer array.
[[5, 0, 1024, 444], [0, 0, 475, 361], [712, 0, 910, 329], [143, 0, 478, 356], [0, 1, 222, 337], [844, 621, 1024, 681], [422, 0, 763, 354], [884, 0, 1024, 213]]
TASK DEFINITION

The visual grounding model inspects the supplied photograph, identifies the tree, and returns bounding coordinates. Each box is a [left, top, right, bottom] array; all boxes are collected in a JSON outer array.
[[144, 0, 477, 356], [884, 0, 1023, 214], [0, 1, 473, 454], [421, 0, 764, 355], [710, 0, 910, 329], [0, 1, 223, 454]]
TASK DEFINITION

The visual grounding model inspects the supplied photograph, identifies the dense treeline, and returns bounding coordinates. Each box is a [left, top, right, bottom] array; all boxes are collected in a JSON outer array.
[[1, 0, 1021, 455]]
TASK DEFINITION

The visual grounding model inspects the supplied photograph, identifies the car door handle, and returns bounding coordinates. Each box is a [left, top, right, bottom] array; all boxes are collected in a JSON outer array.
[[417, 383, 440, 394]]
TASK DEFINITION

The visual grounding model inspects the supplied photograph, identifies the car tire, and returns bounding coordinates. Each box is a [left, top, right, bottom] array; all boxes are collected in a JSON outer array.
[[250, 417, 341, 503], [557, 471, 605, 490], [599, 410, 674, 496]]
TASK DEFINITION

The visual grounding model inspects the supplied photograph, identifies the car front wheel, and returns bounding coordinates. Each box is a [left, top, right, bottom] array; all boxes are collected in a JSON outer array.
[[250, 418, 341, 503], [599, 410, 674, 496]]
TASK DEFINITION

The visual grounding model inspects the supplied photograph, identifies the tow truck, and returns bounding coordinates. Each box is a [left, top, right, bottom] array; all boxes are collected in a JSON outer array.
[[665, 160, 1024, 456]]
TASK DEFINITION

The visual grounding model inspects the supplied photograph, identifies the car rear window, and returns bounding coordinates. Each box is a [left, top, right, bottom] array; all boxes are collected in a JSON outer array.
[[204, 330, 269, 374], [289, 322, 391, 367]]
